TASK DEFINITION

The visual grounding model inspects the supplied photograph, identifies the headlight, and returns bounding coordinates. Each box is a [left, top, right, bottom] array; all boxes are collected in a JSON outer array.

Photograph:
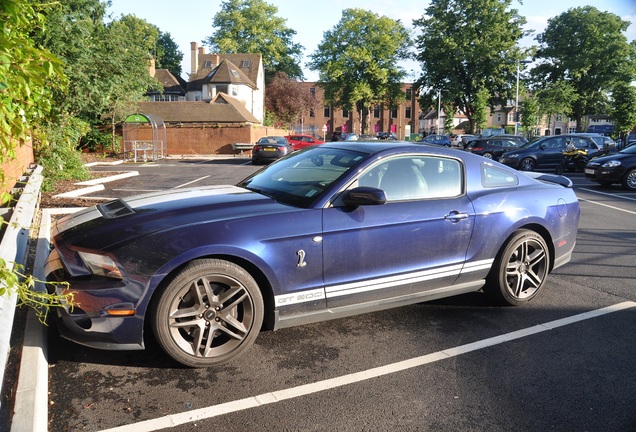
[[77, 251, 123, 279], [602, 160, 621, 168]]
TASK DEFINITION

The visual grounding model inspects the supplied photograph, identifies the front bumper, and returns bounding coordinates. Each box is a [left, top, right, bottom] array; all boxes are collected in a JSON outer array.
[[584, 166, 623, 184], [45, 248, 147, 351]]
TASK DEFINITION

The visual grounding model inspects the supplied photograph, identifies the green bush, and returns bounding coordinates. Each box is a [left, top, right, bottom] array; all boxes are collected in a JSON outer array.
[[36, 116, 91, 191]]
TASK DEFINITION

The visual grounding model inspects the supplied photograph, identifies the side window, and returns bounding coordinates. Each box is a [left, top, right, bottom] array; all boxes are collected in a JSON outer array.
[[357, 156, 462, 201], [481, 163, 519, 188], [544, 138, 562, 149]]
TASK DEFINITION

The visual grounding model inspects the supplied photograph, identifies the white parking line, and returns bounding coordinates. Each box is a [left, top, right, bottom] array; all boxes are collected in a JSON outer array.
[[99, 301, 636, 432], [579, 187, 636, 203], [173, 175, 211, 189]]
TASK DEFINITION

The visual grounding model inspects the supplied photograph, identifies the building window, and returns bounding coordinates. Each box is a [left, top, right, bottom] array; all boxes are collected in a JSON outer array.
[[231, 85, 238, 96], [497, 113, 502, 122], [405, 107, 411, 119], [343, 109, 349, 118], [324, 106, 331, 117], [555, 115, 563, 122], [241, 60, 251, 68], [508, 113, 514, 122], [406, 88, 412, 100], [374, 105, 380, 118], [391, 108, 398, 118], [310, 109, 315, 118], [310, 87, 316, 97]]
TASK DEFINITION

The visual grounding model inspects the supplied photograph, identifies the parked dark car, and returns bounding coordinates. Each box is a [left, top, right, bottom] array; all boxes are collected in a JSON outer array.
[[251, 136, 293, 164], [45, 142, 580, 368], [585, 144, 636, 190], [376, 132, 398, 140], [417, 134, 452, 147], [466, 136, 528, 159], [499, 134, 608, 171], [569, 133, 616, 152]]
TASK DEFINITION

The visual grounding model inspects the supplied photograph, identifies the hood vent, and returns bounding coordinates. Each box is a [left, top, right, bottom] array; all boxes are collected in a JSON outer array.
[[97, 198, 136, 219]]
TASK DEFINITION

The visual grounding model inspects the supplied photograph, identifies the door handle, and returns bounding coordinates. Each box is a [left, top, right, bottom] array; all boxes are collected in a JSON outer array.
[[444, 211, 469, 222]]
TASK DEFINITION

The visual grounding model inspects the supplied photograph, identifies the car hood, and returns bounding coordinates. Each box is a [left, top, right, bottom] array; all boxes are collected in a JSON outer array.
[[588, 152, 633, 164], [53, 185, 293, 251]]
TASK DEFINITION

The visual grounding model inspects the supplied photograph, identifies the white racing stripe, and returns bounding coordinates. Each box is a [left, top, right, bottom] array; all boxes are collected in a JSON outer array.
[[325, 259, 494, 298], [98, 301, 636, 432]]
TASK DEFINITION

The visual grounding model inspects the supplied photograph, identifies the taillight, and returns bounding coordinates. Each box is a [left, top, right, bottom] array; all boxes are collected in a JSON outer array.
[[278, 146, 287, 152], [253, 145, 262, 151], [472, 147, 483, 151]]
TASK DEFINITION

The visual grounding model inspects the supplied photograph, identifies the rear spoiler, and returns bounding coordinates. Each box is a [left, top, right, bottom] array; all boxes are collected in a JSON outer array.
[[522, 172, 573, 188]]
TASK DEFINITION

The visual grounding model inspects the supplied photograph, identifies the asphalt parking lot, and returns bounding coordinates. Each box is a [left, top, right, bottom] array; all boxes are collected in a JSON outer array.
[[17, 157, 636, 431]]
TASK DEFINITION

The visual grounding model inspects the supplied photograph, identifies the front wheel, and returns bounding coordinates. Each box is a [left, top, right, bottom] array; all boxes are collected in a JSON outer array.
[[520, 158, 536, 171], [622, 168, 636, 191], [482, 152, 494, 159], [151, 259, 264, 367], [485, 230, 550, 306]]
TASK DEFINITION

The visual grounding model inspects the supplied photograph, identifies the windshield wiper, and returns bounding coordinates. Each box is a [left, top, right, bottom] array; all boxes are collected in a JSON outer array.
[[245, 186, 277, 201]]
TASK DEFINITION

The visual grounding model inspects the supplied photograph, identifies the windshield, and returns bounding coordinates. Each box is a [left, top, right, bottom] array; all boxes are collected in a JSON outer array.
[[620, 145, 636, 154], [238, 146, 368, 208]]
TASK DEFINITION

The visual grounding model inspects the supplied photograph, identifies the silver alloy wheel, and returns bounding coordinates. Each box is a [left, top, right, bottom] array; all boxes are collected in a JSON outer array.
[[623, 169, 636, 190], [503, 236, 548, 300], [152, 259, 263, 367], [520, 158, 535, 171], [167, 273, 256, 358], [483, 152, 493, 159], [485, 229, 550, 305]]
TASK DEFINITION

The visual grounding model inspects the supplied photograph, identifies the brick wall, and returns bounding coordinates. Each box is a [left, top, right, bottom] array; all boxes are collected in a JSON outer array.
[[127, 124, 289, 155], [1, 140, 35, 196]]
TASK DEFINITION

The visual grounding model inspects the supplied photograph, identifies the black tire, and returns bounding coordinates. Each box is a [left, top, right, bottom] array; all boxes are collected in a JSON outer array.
[[151, 259, 264, 368], [622, 168, 636, 191], [482, 152, 493, 159], [485, 230, 550, 306], [520, 158, 536, 171]]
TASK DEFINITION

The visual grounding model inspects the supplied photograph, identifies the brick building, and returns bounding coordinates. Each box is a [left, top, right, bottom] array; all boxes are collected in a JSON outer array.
[[293, 83, 420, 141]]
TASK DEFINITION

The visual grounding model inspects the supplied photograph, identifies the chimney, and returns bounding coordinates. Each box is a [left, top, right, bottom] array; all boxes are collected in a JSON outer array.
[[211, 53, 220, 66], [191, 41, 198, 75], [198, 46, 206, 55]]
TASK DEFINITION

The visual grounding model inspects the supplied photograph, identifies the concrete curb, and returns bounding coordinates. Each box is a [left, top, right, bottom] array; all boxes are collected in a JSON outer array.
[[0, 165, 43, 414], [12, 208, 83, 432]]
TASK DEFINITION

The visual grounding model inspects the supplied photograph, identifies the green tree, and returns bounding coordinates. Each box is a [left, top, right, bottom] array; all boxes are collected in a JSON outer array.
[[535, 81, 578, 134], [473, 88, 489, 133], [532, 6, 635, 131], [307, 8, 411, 135], [518, 93, 541, 138], [205, 0, 304, 80], [611, 83, 636, 144], [413, 0, 528, 134], [0, 0, 65, 201], [0, 0, 77, 317], [156, 31, 183, 77]]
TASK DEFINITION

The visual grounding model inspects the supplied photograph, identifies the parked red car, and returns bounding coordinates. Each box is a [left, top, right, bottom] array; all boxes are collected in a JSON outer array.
[[285, 134, 324, 150]]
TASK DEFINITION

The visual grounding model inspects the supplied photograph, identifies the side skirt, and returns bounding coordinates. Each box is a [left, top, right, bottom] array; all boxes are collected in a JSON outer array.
[[272, 280, 485, 331]]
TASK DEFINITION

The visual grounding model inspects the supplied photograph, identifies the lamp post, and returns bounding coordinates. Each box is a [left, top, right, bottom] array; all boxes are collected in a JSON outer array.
[[515, 60, 532, 135], [437, 89, 442, 134]]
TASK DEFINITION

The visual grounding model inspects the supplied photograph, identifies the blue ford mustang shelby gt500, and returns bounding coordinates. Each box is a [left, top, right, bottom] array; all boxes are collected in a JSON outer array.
[[45, 142, 580, 367]]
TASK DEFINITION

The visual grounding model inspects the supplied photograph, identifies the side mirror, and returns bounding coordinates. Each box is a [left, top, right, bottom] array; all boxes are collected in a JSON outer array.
[[341, 187, 387, 207]]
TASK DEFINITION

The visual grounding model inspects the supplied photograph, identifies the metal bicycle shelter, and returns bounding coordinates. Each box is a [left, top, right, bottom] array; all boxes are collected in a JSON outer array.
[[122, 113, 167, 162]]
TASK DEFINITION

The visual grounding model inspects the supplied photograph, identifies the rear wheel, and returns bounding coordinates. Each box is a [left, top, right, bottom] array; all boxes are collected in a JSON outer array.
[[622, 169, 636, 191], [520, 158, 536, 171], [485, 230, 550, 306], [482, 152, 493, 159], [151, 259, 264, 367]]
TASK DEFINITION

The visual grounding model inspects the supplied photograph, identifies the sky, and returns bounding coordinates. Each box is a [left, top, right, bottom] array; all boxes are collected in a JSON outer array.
[[107, 0, 636, 82]]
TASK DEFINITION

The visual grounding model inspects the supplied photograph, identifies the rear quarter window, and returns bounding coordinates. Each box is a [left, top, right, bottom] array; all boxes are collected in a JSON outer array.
[[481, 163, 519, 188]]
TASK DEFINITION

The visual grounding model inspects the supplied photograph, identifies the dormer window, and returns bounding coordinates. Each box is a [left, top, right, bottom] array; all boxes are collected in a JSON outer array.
[[203, 60, 212, 68], [231, 69, 240, 77], [241, 60, 251, 68]]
